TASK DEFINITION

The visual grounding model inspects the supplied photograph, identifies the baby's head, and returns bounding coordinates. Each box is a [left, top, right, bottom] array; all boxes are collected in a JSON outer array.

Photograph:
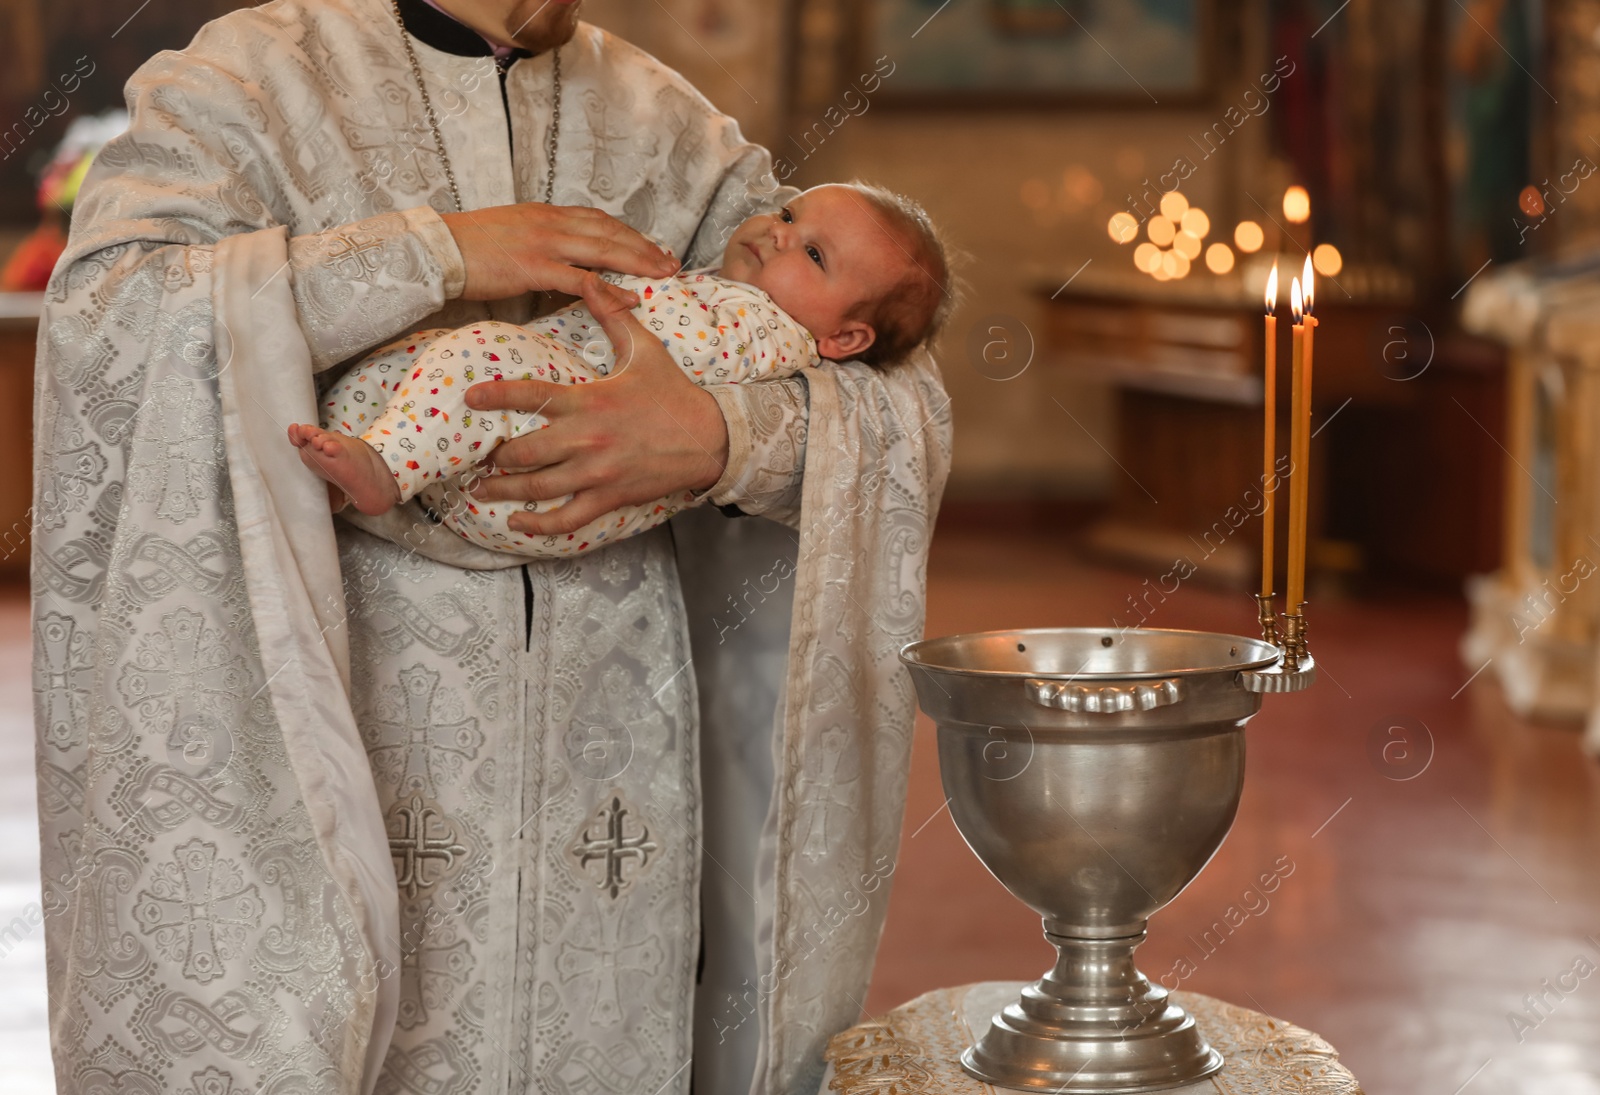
[[719, 182, 953, 366]]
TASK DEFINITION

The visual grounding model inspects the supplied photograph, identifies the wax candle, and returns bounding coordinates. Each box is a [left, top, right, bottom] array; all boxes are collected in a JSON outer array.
[[1286, 256, 1316, 611], [1297, 255, 1316, 603], [1287, 276, 1306, 610], [1261, 262, 1279, 600]]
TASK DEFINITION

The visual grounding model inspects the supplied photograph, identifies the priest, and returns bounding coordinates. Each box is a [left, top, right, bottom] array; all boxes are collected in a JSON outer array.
[[30, 1, 951, 1093]]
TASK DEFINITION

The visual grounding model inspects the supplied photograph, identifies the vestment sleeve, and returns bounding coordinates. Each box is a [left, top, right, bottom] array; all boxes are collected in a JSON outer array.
[[57, 53, 465, 383], [702, 377, 810, 526], [35, 43, 427, 1092], [285, 205, 466, 371]]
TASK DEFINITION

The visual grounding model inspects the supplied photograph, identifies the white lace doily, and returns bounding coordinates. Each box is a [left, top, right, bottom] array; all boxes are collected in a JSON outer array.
[[822, 982, 1364, 1095]]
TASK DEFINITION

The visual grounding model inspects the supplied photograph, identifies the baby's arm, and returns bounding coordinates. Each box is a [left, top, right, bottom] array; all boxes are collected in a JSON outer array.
[[536, 274, 821, 386], [645, 274, 821, 384]]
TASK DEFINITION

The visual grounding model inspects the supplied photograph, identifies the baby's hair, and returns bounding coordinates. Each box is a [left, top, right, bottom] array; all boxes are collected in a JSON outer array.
[[843, 181, 958, 367]]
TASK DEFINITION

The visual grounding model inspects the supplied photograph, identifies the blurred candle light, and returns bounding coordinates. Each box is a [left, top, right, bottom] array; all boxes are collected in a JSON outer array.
[[1108, 211, 1139, 243], [1283, 186, 1311, 224], [1134, 242, 1161, 273], [1234, 221, 1265, 252], [1148, 216, 1176, 246], [1180, 207, 1211, 239], [1205, 242, 1235, 274], [1160, 190, 1189, 221], [1312, 242, 1343, 276], [1065, 165, 1104, 208], [1175, 231, 1203, 259]]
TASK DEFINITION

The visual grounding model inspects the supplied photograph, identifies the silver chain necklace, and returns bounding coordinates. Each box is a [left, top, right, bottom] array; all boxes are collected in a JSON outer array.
[[390, 0, 562, 211]]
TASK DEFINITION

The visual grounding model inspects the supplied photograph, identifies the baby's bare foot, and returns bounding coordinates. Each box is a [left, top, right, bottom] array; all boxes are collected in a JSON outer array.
[[287, 423, 402, 515]]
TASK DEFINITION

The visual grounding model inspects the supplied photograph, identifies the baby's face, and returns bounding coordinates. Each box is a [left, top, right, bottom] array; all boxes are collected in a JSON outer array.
[[719, 185, 907, 360]]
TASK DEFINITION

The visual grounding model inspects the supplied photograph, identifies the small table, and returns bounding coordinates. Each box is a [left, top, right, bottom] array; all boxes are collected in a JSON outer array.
[[821, 982, 1363, 1094], [1037, 277, 1505, 588]]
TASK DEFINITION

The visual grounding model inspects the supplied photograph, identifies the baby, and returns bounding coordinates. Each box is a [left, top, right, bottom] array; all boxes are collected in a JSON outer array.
[[288, 182, 951, 556]]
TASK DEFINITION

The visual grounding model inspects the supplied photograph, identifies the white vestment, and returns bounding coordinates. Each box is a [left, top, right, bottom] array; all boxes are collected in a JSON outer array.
[[30, 3, 951, 1095]]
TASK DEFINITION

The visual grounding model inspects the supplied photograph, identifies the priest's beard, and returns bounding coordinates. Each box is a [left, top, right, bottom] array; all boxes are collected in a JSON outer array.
[[439, 0, 584, 54]]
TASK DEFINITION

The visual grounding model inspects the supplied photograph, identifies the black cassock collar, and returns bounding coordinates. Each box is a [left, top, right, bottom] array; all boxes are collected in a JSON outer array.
[[393, 0, 533, 62]]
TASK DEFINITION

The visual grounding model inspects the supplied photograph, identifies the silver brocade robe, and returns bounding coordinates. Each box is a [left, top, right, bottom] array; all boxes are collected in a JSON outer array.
[[30, 4, 952, 1094]]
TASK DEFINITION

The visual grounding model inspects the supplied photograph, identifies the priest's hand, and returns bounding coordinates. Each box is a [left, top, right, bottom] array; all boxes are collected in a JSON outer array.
[[441, 203, 679, 305], [461, 274, 729, 535]]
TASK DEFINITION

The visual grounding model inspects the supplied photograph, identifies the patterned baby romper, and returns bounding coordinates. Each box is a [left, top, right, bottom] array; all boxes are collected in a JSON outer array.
[[318, 269, 820, 554]]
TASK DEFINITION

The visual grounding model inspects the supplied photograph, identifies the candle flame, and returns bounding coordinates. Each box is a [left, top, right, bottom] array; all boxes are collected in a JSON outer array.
[[1265, 262, 1279, 314], [1291, 276, 1303, 323], [1301, 253, 1315, 316]]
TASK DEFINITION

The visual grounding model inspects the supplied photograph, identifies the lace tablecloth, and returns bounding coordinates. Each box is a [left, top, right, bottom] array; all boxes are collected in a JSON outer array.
[[821, 983, 1364, 1094]]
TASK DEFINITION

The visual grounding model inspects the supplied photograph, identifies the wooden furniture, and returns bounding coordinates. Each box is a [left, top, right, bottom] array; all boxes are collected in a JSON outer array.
[[0, 293, 40, 576], [1039, 276, 1504, 591]]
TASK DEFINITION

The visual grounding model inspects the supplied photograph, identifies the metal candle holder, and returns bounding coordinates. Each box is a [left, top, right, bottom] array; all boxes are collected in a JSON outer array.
[[900, 618, 1313, 1093]]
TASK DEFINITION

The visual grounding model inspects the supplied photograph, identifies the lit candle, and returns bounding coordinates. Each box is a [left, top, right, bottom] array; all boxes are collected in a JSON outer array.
[[1286, 276, 1305, 610], [1261, 262, 1279, 600], [1286, 256, 1316, 611], [1299, 256, 1317, 600]]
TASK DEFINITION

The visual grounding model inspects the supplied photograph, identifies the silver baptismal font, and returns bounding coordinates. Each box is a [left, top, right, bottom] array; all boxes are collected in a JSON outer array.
[[901, 626, 1315, 1093]]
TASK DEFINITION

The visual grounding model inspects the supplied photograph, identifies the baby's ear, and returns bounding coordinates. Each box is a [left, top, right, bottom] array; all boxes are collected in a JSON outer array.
[[817, 321, 875, 361]]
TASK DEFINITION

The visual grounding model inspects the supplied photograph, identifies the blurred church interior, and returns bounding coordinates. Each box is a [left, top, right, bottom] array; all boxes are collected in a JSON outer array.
[[3, 0, 1599, 1091]]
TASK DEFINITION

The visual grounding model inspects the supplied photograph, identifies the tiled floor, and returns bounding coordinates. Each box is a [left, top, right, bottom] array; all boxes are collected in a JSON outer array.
[[4, 524, 1599, 1093], [868, 526, 1600, 1094]]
